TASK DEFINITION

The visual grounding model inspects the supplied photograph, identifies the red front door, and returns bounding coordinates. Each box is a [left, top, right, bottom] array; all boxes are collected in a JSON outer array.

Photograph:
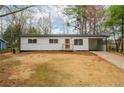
[[65, 39, 70, 49]]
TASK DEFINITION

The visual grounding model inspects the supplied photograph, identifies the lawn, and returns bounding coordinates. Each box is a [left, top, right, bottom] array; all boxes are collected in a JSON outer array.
[[0, 52, 124, 87]]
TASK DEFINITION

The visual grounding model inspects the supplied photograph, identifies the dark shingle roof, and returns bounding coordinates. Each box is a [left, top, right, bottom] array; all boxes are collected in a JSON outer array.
[[20, 34, 109, 37]]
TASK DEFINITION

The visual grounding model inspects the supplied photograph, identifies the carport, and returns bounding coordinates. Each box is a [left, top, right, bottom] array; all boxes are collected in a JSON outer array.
[[88, 38, 107, 51]]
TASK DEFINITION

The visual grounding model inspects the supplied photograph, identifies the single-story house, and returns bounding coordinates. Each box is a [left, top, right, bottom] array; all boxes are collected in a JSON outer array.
[[0, 38, 6, 51], [20, 34, 109, 51]]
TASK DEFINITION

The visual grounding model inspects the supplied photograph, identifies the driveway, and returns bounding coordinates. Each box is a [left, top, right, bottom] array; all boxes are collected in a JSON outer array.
[[92, 51, 124, 70]]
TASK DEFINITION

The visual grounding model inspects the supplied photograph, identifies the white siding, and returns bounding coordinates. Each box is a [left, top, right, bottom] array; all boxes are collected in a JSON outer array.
[[20, 37, 89, 51]]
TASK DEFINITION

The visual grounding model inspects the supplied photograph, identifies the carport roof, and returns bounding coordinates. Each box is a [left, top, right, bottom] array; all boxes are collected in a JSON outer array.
[[20, 34, 109, 37]]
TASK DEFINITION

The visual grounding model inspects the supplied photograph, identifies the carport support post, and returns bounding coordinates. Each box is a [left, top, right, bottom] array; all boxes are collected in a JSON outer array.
[[106, 37, 108, 51]]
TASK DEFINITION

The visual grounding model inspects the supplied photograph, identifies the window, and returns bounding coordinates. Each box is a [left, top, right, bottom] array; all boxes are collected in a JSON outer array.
[[28, 39, 37, 44], [74, 39, 78, 45], [33, 39, 37, 43], [28, 39, 32, 44], [49, 39, 53, 43], [49, 39, 58, 44], [74, 39, 83, 45], [54, 39, 58, 43], [79, 39, 83, 45]]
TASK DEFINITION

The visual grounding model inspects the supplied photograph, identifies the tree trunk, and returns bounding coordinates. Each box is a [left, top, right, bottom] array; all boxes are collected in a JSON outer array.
[[93, 18, 96, 34], [80, 17, 83, 35], [113, 29, 119, 52], [121, 17, 124, 52]]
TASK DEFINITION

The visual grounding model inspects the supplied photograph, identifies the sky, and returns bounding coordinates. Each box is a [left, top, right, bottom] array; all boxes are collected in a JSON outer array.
[[0, 5, 79, 35], [0, 5, 72, 34], [31, 5, 78, 34]]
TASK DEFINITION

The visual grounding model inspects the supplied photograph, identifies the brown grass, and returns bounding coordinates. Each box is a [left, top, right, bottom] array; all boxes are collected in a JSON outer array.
[[0, 53, 12, 60], [0, 55, 22, 87], [0, 52, 124, 87]]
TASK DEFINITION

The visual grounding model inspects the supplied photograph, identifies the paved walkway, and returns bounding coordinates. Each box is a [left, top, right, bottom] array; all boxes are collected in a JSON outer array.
[[91, 51, 124, 70]]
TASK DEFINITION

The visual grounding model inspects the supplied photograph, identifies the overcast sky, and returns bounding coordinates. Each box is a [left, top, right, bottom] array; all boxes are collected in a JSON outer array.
[[31, 5, 77, 34], [0, 5, 78, 35]]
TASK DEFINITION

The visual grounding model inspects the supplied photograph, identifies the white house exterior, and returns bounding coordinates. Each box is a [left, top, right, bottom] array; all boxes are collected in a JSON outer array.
[[20, 34, 108, 51]]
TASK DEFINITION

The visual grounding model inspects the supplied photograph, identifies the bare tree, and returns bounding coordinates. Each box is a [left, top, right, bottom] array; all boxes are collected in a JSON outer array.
[[0, 5, 34, 17], [37, 16, 51, 35]]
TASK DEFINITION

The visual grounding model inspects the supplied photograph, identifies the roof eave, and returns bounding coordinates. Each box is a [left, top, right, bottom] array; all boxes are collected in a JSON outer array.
[[0, 39, 7, 43], [20, 34, 109, 37]]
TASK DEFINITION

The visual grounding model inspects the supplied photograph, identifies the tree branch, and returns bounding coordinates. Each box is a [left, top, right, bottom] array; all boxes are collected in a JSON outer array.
[[0, 5, 34, 17]]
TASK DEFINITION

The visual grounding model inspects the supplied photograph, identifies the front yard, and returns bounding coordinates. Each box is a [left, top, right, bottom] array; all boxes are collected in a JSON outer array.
[[0, 52, 124, 87]]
